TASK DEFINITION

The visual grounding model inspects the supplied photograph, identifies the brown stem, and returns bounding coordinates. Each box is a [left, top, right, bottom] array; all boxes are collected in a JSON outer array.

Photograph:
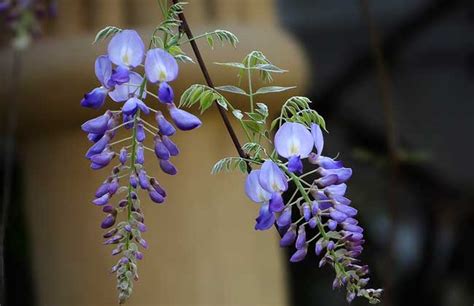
[[172, 0, 251, 172]]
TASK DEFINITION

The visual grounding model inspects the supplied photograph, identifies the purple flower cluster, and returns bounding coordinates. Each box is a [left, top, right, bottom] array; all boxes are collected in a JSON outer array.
[[80, 29, 201, 303], [245, 122, 381, 302]]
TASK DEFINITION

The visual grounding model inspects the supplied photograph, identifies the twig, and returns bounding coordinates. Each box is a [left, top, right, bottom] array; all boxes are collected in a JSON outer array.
[[171, 0, 251, 172]]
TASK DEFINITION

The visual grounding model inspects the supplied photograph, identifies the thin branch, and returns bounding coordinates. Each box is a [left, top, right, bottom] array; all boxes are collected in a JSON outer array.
[[171, 0, 251, 173]]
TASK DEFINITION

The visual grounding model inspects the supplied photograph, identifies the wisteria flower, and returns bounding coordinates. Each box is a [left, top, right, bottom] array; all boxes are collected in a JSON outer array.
[[145, 48, 179, 104], [275, 122, 314, 173]]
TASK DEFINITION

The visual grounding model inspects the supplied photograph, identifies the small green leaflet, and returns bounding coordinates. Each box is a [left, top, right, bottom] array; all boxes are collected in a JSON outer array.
[[254, 86, 296, 95], [93, 26, 121, 44], [215, 85, 248, 96]]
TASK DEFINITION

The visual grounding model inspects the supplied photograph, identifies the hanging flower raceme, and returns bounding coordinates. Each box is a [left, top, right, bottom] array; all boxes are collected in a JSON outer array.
[[243, 121, 381, 303], [80, 28, 201, 304]]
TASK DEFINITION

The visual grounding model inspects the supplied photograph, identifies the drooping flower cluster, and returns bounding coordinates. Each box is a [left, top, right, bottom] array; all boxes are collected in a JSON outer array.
[[245, 122, 382, 303], [80, 29, 201, 303], [0, 0, 56, 49]]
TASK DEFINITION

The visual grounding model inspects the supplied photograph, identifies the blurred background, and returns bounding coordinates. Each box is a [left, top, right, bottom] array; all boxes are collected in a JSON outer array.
[[0, 0, 473, 305]]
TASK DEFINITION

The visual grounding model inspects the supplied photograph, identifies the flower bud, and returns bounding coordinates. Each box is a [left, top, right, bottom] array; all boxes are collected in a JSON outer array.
[[159, 159, 177, 175], [138, 170, 150, 189], [149, 190, 165, 204], [136, 145, 144, 165], [93, 193, 110, 206], [290, 245, 307, 262], [81, 112, 111, 134], [162, 136, 179, 156], [150, 178, 167, 197], [129, 174, 138, 188], [158, 81, 174, 103], [168, 103, 202, 131], [328, 219, 338, 231], [86, 133, 111, 158], [101, 214, 116, 229], [302, 203, 311, 221], [154, 136, 170, 160], [119, 148, 128, 165], [296, 226, 307, 249], [280, 225, 297, 247], [81, 87, 108, 109], [155, 111, 176, 136], [276, 207, 292, 227], [136, 123, 146, 142], [95, 182, 110, 198]]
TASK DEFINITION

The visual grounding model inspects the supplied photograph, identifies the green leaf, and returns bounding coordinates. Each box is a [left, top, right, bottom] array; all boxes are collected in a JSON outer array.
[[206, 35, 214, 48], [242, 120, 264, 134], [254, 86, 296, 95], [216, 98, 228, 110], [211, 157, 247, 174], [93, 26, 121, 44], [256, 103, 269, 117], [215, 85, 248, 96], [232, 109, 243, 120], [199, 90, 215, 113], [214, 62, 247, 69], [254, 63, 287, 73], [175, 54, 194, 63]]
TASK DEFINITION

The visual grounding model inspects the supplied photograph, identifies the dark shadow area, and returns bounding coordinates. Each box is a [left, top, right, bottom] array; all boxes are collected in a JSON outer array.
[[277, 0, 474, 305]]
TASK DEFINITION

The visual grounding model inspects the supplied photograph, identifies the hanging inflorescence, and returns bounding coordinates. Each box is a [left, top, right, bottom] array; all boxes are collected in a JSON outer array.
[[181, 50, 383, 303], [80, 28, 202, 303]]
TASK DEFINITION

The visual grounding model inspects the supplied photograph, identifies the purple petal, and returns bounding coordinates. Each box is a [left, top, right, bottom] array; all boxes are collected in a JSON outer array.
[[94, 55, 112, 88], [95, 182, 110, 198], [302, 203, 311, 221], [93, 193, 110, 206], [150, 178, 167, 197], [316, 174, 338, 187], [324, 183, 347, 197], [154, 137, 170, 160], [145, 48, 179, 83], [245, 170, 271, 203], [90, 150, 114, 167], [295, 227, 307, 249], [316, 156, 343, 169], [108, 29, 145, 68], [81, 112, 111, 134], [269, 192, 285, 212], [159, 159, 177, 175], [320, 167, 353, 184], [158, 82, 174, 104], [136, 99, 150, 115], [135, 145, 144, 164], [290, 246, 308, 262], [122, 97, 139, 115], [156, 111, 176, 136], [168, 104, 202, 131], [311, 123, 324, 157], [85, 133, 111, 158], [288, 155, 303, 173], [334, 204, 358, 217], [109, 72, 145, 102], [111, 65, 130, 85], [81, 87, 108, 109], [277, 207, 292, 227], [254, 204, 275, 231], [101, 214, 116, 229], [138, 169, 150, 189], [329, 209, 348, 223], [258, 160, 288, 193], [274, 122, 313, 159], [129, 174, 138, 188], [136, 123, 145, 142], [119, 148, 128, 165], [328, 219, 338, 231], [280, 226, 297, 247], [162, 136, 179, 156]]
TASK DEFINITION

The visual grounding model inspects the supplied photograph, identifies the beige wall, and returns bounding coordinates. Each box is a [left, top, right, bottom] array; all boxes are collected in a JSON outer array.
[[3, 0, 311, 304]]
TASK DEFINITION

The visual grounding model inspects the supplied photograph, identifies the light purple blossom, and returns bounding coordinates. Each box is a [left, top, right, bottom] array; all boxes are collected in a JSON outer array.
[[275, 122, 313, 173]]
